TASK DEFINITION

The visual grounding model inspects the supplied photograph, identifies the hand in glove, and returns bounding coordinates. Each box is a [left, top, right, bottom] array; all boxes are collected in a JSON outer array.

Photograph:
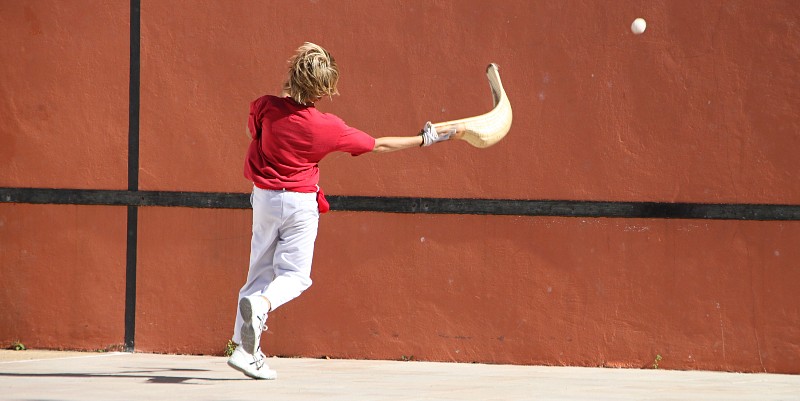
[[419, 121, 457, 147]]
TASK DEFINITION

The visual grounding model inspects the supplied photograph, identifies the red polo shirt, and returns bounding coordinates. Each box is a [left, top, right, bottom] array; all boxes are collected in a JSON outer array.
[[244, 95, 376, 192]]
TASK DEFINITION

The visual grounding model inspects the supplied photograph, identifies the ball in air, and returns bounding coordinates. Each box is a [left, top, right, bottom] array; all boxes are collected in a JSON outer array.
[[631, 18, 647, 35]]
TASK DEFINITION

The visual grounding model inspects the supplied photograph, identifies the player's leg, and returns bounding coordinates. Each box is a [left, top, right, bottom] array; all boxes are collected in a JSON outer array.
[[232, 188, 280, 350], [228, 188, 283, 380], [262, 191, 319, 311]]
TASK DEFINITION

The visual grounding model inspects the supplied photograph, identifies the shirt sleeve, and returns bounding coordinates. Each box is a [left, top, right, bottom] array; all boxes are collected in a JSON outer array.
[[248, 96, 269, 139], [336, 125, 376, 156]]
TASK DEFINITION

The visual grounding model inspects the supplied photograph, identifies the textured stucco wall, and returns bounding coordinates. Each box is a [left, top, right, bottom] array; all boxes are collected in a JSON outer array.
[[1, 0, 798, 373]]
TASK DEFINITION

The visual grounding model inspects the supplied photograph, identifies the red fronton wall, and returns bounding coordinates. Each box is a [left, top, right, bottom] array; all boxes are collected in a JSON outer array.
[[1, 1, 799, 373]]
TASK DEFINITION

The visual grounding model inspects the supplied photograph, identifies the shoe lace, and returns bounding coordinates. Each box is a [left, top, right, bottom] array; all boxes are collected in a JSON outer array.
[[251, 348, 266, 370], [256, 315, 268, 332]]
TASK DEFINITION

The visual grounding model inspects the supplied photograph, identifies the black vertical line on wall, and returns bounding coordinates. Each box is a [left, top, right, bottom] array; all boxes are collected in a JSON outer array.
[[124, 0, 141, 353]]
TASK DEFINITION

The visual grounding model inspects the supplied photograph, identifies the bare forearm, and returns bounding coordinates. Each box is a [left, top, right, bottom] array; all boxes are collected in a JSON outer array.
[[372, 135, 423, 153]]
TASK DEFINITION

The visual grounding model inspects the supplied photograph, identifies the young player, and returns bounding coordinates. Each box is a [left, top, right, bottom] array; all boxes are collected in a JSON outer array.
[[227, 42, 461, 379]]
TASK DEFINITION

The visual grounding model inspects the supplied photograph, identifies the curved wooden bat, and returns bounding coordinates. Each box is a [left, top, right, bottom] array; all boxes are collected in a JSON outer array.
[[433, 63, 512, 148]]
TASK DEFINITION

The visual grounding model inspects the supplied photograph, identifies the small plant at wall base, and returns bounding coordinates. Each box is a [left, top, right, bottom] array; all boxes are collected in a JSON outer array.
[[653, 354, 663, 369], [10, 341, 26, 351], [224, 340, 237, 357], [97, 344, 125, 353]]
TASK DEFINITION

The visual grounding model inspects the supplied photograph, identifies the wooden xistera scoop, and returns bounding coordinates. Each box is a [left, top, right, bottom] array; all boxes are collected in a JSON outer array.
[[432, 63, 512, 148]]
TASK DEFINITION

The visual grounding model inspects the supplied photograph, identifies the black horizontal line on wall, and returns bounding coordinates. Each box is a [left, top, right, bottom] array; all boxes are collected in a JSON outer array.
[[1, 187, 799, 221], [0, 188, 251, 209]]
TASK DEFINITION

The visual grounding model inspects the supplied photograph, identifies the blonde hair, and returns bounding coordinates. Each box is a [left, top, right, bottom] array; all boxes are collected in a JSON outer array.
[[283, 42, 339, 105]]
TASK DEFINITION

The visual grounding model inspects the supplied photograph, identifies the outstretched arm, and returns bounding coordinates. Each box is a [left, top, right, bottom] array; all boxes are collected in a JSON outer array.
[[372, 135, 423, 153], [371, 123, 463, 153]]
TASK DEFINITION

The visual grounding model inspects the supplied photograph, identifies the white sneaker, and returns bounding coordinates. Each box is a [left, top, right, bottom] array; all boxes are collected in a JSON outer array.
[[227, 346, 277, 380], [239, 295, 269, 354]]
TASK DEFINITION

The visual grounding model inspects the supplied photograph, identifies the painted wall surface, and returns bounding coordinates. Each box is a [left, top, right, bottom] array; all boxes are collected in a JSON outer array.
[[0, 204, 127, 351], [0, 1, 130, 189], [136, 0, 800, 203], [2, 0, 799, 374]]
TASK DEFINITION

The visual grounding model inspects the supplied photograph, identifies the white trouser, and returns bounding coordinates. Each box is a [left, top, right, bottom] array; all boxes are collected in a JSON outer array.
[[232, 187, 319, 344]]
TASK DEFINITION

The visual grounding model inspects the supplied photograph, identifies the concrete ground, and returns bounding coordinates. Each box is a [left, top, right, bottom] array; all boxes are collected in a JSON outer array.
[[0, 350, 798, 401]]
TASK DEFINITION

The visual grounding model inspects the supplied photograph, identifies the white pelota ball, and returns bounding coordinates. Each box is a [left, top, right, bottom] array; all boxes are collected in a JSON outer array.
[[631, 18, 647, 34]]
